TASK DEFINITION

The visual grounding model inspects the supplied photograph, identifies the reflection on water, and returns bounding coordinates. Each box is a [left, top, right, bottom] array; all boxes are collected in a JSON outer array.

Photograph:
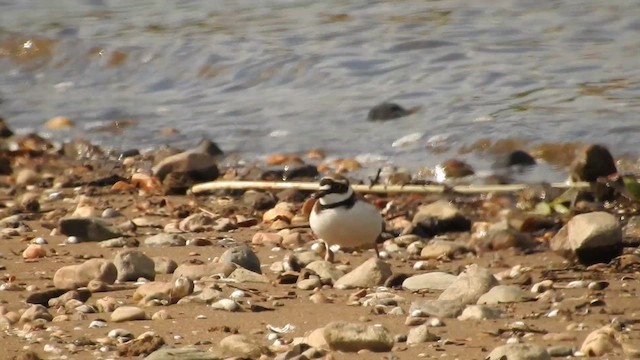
[[0, 0, 639, 182]]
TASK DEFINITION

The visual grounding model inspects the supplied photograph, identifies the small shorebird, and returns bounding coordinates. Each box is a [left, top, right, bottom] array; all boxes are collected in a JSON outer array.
[[309, 175, 383, 261]]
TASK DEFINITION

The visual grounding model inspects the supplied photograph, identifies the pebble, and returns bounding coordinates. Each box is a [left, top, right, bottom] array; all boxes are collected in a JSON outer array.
[[89, 320, 108, 328], [211, 299, 241, 312], [22, 244, 46, 259], [334, 258, 392, 289], [322, 321, 394, 352], [110, 306, 146, 322]]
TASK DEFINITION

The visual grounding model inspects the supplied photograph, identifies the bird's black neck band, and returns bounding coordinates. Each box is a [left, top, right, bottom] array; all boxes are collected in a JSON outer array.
[[318, 192, 356, 210]]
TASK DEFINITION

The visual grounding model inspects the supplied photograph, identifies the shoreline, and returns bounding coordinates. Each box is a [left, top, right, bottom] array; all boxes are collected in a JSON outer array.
[[1, 118, 640, 359]]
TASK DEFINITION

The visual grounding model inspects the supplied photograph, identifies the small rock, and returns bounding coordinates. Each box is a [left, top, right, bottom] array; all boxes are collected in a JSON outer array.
[[547, 346, 575, 357], [243, 191, 276, 210], [227, 267, 270, 283], [438, 264, 498, 305], [211, 299, 241, 312], [550, 211, 623, 265], [297, 277, 322, 290], [144, 233, 187, 247], [219, 334, 269, 358], [220, 245, 261, 274], [406, 324, 440, 344], [58, 217, 122, 242], [402, 272, 456, 291], [45, 116, 75, 130], [171, 262, 236, 281], [305, 260, 345, 284], [152, 150, 219, 194], [15, 168, 40, 186], [153, 257, 178, 274], [409, 299, 465, 319], [494, 150, 537, 168], [111, 306, 146, 322], [412, 200, 471, 237], [487, 343, 551, 360], [570, 144, 618, 201], [117, 334, 165, 357], [19, 305, 52, 323], [436, 159, 475, 179], [334, 258, 392, 289], [580, 325, 620, 357], [22, 244, 46, 259], [457, 305, 502, 321], [420, 239, 469, 260], [251, 232, 283, 246], [368, 102, 416, 121], [144, 346, 221, 360], [322, 321, 394, 352], [477, 285, 535, 304], [53, 259, 118, 290], [99, 237, 139, 248], [114, 250, 156, 281]]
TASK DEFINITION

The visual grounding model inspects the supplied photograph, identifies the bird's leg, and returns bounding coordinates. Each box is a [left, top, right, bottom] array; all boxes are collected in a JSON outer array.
[[324, 241, 334, 262]]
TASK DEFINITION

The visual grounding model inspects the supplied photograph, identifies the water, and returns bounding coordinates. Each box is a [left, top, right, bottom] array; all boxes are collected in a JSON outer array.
[[1, 0, 639, 182]]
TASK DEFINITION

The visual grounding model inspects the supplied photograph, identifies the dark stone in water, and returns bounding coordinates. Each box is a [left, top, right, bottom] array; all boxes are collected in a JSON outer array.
[[368, 102, 414, 121], [570, 144, 619, 201], [493, 150, 536, 168], [283, 164, 319, 180], [119, 149, 140, 158], [571, 144, 617, 182], [0, 117, 14, 138]]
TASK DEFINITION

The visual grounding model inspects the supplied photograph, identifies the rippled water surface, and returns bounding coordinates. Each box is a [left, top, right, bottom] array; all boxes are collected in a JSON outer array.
[[1, 0, 640, 180]]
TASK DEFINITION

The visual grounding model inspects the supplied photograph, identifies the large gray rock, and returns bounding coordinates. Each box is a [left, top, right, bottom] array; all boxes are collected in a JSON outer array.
[[58, 217, 121, 242], [145, 233, 187, 247], [487, 343, 550, 360], [114, 250, 156, 281], [322, 321, 394, 352], [438, 264, 498, 305], [550, 211, 622, 265], [53, 259, 117, 290], [220, 245, 261, 274], [334, 258, 392, 289]]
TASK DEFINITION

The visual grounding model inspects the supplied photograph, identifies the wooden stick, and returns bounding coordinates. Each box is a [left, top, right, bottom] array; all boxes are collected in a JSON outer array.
[[191, 180, 591, 195]]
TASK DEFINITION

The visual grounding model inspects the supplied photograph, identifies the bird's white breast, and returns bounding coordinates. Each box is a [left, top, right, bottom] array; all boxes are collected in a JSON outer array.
[[310, 200, 382, 250]]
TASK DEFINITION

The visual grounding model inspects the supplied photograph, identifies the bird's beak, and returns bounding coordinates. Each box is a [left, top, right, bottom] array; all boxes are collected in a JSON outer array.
[[313, 184, 332, 199]]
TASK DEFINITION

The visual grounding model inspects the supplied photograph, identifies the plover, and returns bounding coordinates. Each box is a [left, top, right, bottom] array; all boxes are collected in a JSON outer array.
[[309, 175, 383, 260]]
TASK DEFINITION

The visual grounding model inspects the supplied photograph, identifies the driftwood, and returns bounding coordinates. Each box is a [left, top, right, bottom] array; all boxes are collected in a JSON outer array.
[[191, 180, 591, 195]]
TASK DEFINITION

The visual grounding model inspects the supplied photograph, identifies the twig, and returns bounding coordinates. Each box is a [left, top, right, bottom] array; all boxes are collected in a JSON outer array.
[[191, 180, 591, 195]]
